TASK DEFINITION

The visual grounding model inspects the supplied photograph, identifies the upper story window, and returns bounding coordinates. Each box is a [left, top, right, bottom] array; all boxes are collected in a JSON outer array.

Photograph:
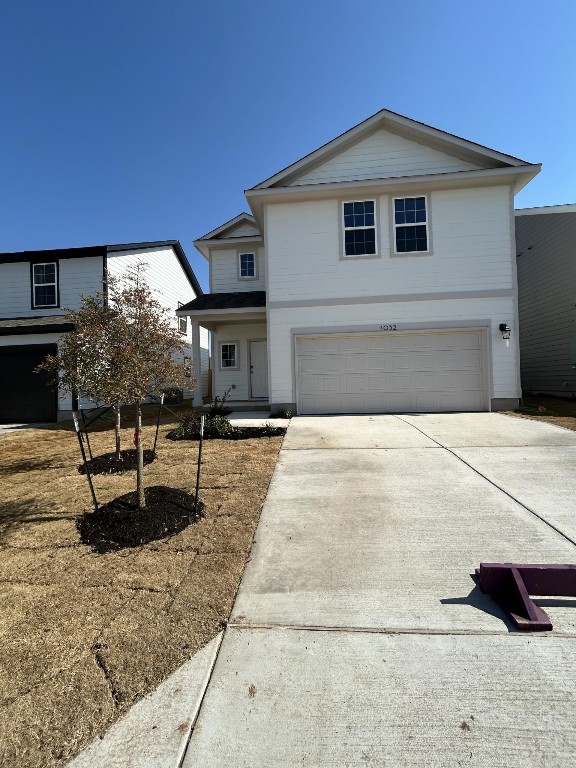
[[32, 262, 58, 308], [177, 302, 188, 335], [343, 201, 376, 257], [394, 197, 428, 253], [239, 252, 256, 279]]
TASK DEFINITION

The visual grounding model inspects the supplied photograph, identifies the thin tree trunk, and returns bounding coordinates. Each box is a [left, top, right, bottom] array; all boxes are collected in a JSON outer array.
[[136, 402, 145, 509], [115, 405, 122, 460]]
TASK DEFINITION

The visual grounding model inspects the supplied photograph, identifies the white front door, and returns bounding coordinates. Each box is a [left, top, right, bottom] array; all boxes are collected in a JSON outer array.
[[250, 340, 268, 398]]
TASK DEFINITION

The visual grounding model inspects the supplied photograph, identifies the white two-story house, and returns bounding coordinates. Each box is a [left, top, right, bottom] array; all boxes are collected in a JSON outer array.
[[179, 109, 540, 415], [0, 240, 209, 422]]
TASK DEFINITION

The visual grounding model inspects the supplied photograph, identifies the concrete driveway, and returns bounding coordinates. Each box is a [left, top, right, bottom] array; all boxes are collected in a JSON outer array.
[[182, 413, 576, 767]]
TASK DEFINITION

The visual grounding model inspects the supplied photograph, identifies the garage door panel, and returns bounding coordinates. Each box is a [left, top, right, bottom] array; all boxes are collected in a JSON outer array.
[[0, 345, 57, 422], [296, 331, 488, 415], [345, 375, 365, 391]]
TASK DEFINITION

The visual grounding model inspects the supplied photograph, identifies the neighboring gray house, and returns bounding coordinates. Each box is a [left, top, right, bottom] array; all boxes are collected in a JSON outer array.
[[179, 108, 540, 415], [0, 241, 209, 422], [515, 204, 576, 398]]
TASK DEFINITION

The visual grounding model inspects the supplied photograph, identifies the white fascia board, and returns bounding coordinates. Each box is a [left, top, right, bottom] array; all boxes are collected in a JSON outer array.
[[194, 237, 263, 250], [246, 164, 541, 229], [515, 203, 576, 216], [176, 306, 266, 317], [251, 109, 534, 189]]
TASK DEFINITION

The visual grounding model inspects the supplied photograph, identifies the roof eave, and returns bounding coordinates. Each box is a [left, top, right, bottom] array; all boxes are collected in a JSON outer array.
[[246, 165, 541, 229]]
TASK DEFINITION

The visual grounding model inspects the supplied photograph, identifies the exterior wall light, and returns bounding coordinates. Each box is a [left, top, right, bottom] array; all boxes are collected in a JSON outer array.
[[499, 323, 511, 340]]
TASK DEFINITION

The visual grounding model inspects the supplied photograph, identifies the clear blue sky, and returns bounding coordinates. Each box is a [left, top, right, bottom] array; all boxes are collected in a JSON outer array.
[[1, 0, 575, 290]]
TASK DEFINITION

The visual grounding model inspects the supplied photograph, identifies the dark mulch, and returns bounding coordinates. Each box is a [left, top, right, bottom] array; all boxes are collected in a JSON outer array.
[[77, 485, 204, 553], [167, 426, 286, 441], [219, 426, 286, 440], [78, 449, 156, 475]]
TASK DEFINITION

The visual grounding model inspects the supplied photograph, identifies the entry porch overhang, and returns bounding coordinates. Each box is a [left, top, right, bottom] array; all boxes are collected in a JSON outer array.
[[176, 291, 266, 331]]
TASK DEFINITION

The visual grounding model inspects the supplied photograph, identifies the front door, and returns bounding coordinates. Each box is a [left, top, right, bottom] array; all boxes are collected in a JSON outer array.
[[250, 340, 268, 398]]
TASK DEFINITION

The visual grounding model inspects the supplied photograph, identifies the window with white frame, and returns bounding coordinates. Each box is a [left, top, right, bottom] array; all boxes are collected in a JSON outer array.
[[220, 342, 238, 369], [32, 262, 58, 308], [239, 252, 256, 278], [177, 302, 187, 335], [394, 197, 428, 253], [343, 201, 376, 256]]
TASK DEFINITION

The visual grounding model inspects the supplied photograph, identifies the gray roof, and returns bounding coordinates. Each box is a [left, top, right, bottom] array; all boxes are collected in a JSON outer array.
[[178, 291, 266, 312], [0, 315, 75, 336]]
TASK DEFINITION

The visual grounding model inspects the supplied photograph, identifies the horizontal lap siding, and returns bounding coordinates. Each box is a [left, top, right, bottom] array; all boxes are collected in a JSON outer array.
[[0, 257, 103, 318], [266, 186, 513, 302], [210, 247, 265, 293], [516, 213, 576, 394], [268, 298, 517, 404], [212, 323, 267, 401], [288, 129, 485, 185], [107, 247, 209, 396]]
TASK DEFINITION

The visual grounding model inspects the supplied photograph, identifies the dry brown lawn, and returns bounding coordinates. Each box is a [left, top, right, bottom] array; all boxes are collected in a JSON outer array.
[[0, 407, 283, 768], [504, 393, 576, 432]]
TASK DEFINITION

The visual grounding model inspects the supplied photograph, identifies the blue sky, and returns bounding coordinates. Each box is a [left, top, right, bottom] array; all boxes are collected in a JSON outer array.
[[1, 0, 575, 290]]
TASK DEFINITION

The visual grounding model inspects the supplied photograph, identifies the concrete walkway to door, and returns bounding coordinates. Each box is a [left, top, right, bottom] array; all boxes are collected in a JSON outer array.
[[182, 413, 576, 767]]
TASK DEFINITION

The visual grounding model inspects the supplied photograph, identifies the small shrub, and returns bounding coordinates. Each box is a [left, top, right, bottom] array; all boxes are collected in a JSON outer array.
[[167, 413, 232, 440], [203, 414, 233, 438], [270, 408, 293, 419], [208, 387, 232, 416], [261, 421, 280, 437]]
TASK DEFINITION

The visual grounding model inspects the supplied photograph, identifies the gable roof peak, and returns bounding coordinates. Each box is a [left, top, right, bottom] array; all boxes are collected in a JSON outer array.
[[250, 108, 534, 190]]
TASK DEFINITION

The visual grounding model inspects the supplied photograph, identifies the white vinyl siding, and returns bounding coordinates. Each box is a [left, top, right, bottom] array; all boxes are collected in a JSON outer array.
[[288, 128, 489, 186], [516, 212, 576, 395], [216, 222, 261, 238], [107, 245, 209, 397], [0, 256, 104, 318], [265, 186, 514, 303], [212, 323, 267, 401], [210, 247, 265, 293]]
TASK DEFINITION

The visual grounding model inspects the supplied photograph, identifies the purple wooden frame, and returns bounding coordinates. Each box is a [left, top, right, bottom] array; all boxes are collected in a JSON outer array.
[[477, 563, 576, 631]]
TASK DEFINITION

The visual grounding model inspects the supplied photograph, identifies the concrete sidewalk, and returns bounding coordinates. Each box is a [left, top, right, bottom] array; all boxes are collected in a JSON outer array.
[[71, 413, 576, 767]]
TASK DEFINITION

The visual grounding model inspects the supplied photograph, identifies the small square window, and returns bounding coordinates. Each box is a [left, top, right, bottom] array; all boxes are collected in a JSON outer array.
[[220, 343, 238, 369], [32, 262, 58, 308], [343, 201, 376, 256], [394, 197, 428, 253], [239, 252, 256, 278]]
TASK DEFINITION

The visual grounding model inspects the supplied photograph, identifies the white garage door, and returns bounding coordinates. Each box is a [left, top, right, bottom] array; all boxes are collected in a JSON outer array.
[[296, 330, 488, 415]]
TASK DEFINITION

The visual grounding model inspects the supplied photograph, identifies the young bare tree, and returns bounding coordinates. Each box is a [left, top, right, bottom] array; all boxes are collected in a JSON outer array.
[[39, 263, 189, 508]]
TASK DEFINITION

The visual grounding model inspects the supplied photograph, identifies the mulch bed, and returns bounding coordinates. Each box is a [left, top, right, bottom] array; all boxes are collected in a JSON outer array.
[[218, 426, 286, 440], [78, 448, 156, 475], [167, 426, 286, 441], [77, 485, 204, 553]]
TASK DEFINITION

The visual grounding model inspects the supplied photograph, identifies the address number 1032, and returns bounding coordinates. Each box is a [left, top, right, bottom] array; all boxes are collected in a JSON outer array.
[[380, 324, 398, 331]]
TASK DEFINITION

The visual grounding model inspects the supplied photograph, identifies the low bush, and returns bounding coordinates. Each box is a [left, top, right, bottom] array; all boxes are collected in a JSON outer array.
[[167, 413, 286, 441]]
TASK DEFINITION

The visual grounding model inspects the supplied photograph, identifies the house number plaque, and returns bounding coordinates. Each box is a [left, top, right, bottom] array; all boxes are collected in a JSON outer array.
[[380, 324, 398, 331]]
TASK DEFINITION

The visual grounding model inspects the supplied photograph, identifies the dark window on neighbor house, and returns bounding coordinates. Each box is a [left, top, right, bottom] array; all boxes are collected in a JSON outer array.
[[220, 343, 237, 369], [177, 302, 188, 335], [32, 262, 58, 308], [239, 252, 255, 278], [343, 201, 376, 256], [394, 197, 428, 253]]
